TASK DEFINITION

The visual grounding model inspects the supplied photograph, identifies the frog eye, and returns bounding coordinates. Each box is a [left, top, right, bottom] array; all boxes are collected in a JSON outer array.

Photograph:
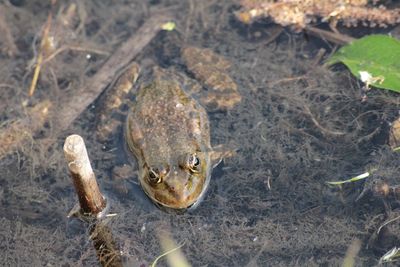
[[148, 168, 162, 184], [188, 154, 200, 173]]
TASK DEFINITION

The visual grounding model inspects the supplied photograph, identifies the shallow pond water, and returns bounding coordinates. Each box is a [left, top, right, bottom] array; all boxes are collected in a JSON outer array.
[[1, 1, 400, 266]]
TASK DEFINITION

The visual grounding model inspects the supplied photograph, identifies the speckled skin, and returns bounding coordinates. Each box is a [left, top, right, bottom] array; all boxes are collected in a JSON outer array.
[[125, 67, 212, 209]]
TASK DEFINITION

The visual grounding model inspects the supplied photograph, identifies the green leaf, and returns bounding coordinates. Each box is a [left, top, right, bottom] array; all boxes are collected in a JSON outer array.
[[326, 34, 400, 92]]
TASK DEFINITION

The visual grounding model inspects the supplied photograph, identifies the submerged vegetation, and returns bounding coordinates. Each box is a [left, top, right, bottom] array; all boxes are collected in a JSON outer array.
[[1, 0, 400, 266]]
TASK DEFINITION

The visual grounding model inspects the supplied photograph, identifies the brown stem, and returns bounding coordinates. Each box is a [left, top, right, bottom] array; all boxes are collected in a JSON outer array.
[[305, 26, 355, 45], [90, 221, 124, 267], [63, 134, 106, 216]]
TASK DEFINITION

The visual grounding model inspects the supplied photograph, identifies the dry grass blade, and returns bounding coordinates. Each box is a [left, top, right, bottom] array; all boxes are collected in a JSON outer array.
[[28, 7, 53, 97]]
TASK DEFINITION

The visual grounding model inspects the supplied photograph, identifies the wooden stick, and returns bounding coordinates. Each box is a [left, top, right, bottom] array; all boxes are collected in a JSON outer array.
[[55, 12, 172, 132], [63, 134, 106, 216], [64, 135, 123, 266], [90, 221, 123, 267]]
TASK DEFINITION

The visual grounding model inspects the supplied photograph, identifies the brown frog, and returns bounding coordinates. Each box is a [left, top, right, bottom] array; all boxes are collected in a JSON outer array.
[[99, 46, 240, 210]]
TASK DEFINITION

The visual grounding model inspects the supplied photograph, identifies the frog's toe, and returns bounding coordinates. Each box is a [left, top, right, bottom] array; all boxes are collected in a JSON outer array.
[[97, 114, 123, 142], [201, 89, 241, 111], [210, 144, 237, 168]]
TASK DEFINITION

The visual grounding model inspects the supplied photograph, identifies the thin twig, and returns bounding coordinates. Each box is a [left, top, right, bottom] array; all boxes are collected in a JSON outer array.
[[305, 26, 355, 45], [377, 214, 400, 235], [28, 9, 53, 97], [42, 45, 109, 64], [263, 25, 284, 45], [302, 104, 346, 136]]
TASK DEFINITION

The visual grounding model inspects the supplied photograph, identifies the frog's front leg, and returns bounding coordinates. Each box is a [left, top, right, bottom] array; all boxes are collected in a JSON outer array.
[[182, 46, 241, 111], [97, 63, 140, 141]]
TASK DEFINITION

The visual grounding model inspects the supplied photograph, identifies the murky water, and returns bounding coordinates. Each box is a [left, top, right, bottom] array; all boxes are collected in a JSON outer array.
[[1, 1, 400, 266]]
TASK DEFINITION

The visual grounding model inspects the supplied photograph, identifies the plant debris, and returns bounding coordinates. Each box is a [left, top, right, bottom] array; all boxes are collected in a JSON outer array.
[[237, 0, 400, 30]]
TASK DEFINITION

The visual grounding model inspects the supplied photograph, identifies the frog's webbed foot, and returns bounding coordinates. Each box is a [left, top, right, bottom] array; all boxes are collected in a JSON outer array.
[[200, 87, 242, 111], [97, 63, 140, 141], [182, 46, 241, 111]]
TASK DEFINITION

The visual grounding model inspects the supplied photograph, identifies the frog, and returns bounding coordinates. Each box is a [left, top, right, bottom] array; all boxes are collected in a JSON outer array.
[[98, 46, 240, 210]]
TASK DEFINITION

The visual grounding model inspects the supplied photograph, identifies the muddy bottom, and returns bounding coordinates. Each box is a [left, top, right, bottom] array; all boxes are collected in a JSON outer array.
[[1, 1, 400, 266]]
